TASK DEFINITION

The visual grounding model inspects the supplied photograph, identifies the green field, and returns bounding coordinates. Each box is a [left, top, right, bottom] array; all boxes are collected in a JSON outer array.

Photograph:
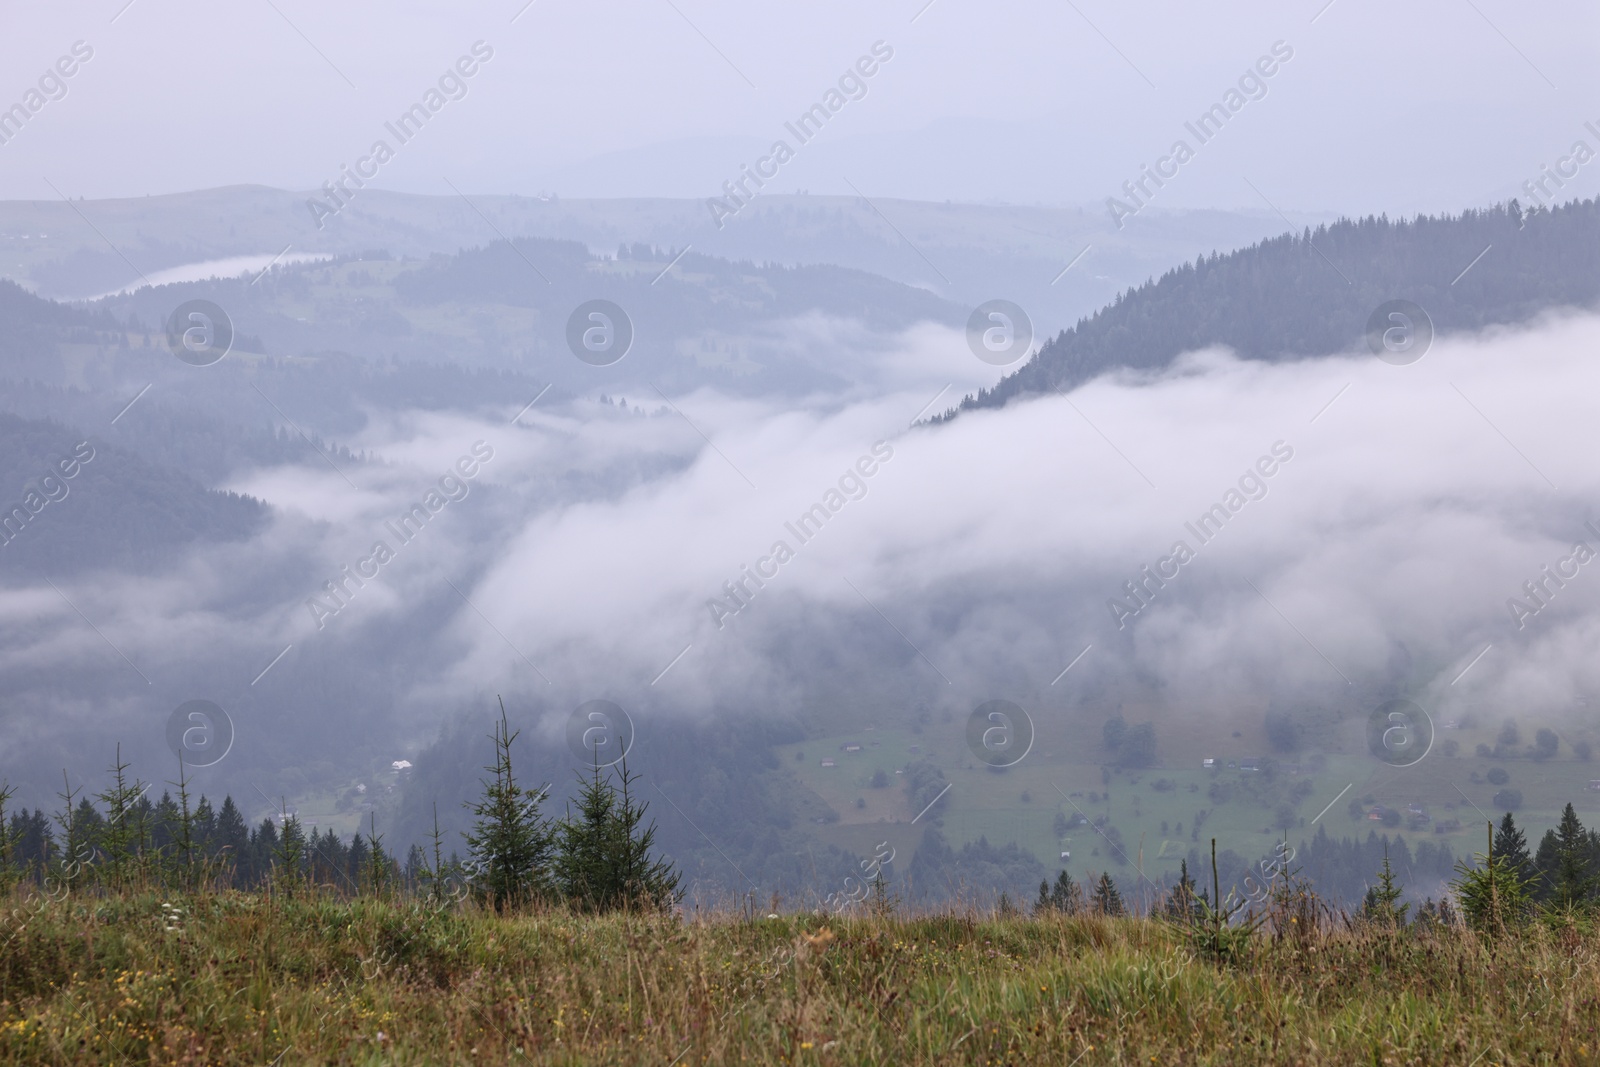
[[773, 699, 1600, 891]]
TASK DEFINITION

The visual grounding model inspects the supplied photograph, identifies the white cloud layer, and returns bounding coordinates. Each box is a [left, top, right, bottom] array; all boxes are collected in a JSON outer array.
[[6, 309, 1600, 778]]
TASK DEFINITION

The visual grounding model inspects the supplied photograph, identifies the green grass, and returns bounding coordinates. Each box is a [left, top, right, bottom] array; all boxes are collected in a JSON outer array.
[[2, 888, 1598, 1064], [775, 709, 1600, 890]]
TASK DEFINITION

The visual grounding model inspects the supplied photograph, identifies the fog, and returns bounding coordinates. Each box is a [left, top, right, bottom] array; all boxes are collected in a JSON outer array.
[[451, 308, 1600, 728], [4, 304, 1598, 796]]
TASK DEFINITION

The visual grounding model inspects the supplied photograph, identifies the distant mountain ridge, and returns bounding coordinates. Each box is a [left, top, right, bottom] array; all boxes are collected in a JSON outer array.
[[0, 185, 1303, 342], [392, 237, 961, 334], [953, 199, 1600, 414]]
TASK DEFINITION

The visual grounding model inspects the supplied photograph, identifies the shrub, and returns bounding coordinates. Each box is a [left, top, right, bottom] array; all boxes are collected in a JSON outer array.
[[1103, 715, 1127, 750], [1117, 722, 1157, 768], [1486, 767, 1509, 785], [1534, 728, 1560, 760], [1264, 710, 1304, 753], [1452, 848, 1534, 934]]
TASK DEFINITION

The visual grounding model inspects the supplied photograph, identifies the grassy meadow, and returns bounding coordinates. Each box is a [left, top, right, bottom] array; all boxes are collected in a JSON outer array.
[[775, 696, 1600, 897], [1, 887, 1598, 1065]]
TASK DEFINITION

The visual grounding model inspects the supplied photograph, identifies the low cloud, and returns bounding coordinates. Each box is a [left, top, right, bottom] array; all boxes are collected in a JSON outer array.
[[5, 309, 1600, 793], [446, 308, 1600, 731]]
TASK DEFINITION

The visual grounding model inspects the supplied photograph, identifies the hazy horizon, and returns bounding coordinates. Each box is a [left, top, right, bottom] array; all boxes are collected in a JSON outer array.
[[0, 1, 1595, 216]]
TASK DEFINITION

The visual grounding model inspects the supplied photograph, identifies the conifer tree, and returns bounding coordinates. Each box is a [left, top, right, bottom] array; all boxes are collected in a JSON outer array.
[[151, 792, 180, 854], [251, 817, 279, 889], [168, 757, 200, 891], [1452, 820, 1533, 935], [0, 782, 15, 892], [95, 746, 147, 889], [423, 803, 451, 907], [1165, 859, 1203, 921], [1552, 802, 1594, 909], [302, 828, 327, 888], [404, 844, 427, 891], [72, 796, 105, 852], [271, 803, 307, 899], [1361, 848, 1410, 926], [346, 831, 370, 891], [193, 795, 216, 849], [1092, 871, 1125, 916], [555, 757, 679, 912], [1534, 828, 1559, 901], [1050, 870, 1081, 913], [364, 814, 391, 898], [1492, 812, 1534, 886], [464, 699, 552, 912], [214, 797, 249, 883], [7, 808, 50, 877], [555, 759, 615, 910], [53, 773, 100, 893], [608, 758, 680, 909]]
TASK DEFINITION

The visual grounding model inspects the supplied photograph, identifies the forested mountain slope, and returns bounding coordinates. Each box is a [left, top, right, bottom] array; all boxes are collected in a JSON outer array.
[[956, 199, 1600, 413], [394, 239, 961, 334], [0, 413, 265, 576]]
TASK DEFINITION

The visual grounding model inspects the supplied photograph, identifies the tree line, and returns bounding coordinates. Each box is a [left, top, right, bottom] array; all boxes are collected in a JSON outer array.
[[11, 708, 1599, 925], [1458, 804, 1600, 926], [0, 706, 681, 914]]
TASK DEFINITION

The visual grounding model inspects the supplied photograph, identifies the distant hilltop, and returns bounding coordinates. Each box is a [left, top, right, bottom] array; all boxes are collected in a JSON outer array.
[[949, 198, 1600, 416]]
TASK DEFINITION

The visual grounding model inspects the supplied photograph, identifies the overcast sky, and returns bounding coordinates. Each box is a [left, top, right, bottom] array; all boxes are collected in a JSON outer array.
[[3, 0, 1597, 215]]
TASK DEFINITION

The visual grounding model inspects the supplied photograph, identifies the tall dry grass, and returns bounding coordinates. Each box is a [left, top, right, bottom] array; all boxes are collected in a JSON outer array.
[[0, 885, 1595, 1065]]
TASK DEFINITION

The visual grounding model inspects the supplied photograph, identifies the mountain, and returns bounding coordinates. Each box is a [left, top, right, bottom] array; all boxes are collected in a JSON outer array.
[[0, 412, 266, 577], [0, 185, 1310, 339], [0, 232, 967, 501], [394, 239, 958, 334], [0, 279, 122, 382], [955, 198, 1600, 414], [83, 237, 967, 404]]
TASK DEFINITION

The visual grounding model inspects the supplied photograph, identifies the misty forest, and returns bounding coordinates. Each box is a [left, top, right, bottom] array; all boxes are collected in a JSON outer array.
[[4, 4, 1600, 1064]]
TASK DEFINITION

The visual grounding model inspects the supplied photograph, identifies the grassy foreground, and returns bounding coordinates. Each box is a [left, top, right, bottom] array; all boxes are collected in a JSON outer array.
[[1, 890, 1597, 1065]]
